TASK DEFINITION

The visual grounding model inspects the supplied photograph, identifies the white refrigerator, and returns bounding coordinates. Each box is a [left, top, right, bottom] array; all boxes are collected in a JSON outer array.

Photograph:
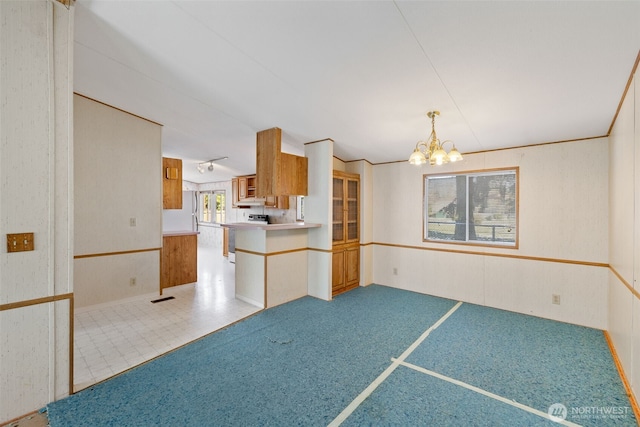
[[162, 191, 197, 232]]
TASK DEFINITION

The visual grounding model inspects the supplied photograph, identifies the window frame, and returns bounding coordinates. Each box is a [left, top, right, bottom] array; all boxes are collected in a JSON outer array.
[[199, 190, 226, 225], [423, 167, 519, 249]]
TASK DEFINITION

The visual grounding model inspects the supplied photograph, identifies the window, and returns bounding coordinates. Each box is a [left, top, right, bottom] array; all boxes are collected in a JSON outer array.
[[424, 168, 518, 247], [199, 190, 226, 224]]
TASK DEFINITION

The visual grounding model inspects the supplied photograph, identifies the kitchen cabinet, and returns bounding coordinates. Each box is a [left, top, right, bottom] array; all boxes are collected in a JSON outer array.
[[231, 178, 239, 208], [233, 175, 290, 209], [161, 232, 197, 289], [236, 175, 257, 202], [223, 227, 229, 257], [163, 157, 182, 209], [332, 171, 360, 296], [332, 245, 359, 295], [256, 127, 308, 197], [265, 195, 290, 210]]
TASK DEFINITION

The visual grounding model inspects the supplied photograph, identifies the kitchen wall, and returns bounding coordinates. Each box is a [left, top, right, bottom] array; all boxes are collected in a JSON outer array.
[[196, 179, 297, 250], [608, 65, 640, 402], [0, 2, 74, 423], [371, 136, 609, 330], [74, 94, 162, 308]]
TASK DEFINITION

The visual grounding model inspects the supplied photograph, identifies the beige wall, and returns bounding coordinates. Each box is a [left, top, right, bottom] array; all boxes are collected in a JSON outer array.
[[372, 137, 609, 329], [0, 1, 74, 423], [74, 94, 162, 307], [609, 69, 640, 401]]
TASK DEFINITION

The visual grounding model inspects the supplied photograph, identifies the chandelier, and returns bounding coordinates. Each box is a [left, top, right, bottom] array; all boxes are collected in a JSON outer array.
[[408, 111, 463, 166]]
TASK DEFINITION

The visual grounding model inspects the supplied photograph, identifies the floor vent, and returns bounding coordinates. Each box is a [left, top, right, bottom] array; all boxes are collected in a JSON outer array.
[[150, 296, 175, 304]]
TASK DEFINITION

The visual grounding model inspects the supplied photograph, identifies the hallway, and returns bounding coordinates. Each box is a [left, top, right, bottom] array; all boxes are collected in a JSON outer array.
[[73, 246, 260, 391]]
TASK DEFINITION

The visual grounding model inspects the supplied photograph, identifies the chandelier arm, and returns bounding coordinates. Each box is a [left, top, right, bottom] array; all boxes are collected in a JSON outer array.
[[415, 140, 429, 152]]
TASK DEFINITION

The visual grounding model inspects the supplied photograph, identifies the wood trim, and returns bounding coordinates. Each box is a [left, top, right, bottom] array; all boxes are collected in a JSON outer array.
[[604, 330, 640, 422], [235, 249, 268, 257], [69, 295, 74, 395], [0, 293, 75, 395], [610, 266, 640, 300], [344, 158, 374, 166], [461, 135, 607, 157], [353, 135, 608, 166], [73, 93, 163, 126], [608, 50, 640, 136], [74, 247, 162, 259], [0, 292, 73, 311], [264, 258, 268, 308], [423, 166, 519, 178], [373, 242, 608, 268], [308, 247, 334, 254], [304, 138, 334, 145], [159, 250, 163, 296], [235, 247, 309, 257]]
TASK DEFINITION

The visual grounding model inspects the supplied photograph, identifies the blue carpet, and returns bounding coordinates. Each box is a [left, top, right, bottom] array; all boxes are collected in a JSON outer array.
[[405, 302, 637, 426], [342, 365, 560, 427], [47, 286, 636, 426], [48, 285, 456, 426]]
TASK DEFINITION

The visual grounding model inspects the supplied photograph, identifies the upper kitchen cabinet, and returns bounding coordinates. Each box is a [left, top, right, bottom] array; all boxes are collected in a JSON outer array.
[[256, 127, 308, 197], [232, 175, 290, 209], [163, 157, 182, 209]]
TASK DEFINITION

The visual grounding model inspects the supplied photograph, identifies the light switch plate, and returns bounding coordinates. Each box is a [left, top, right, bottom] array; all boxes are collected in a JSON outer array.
[[7, 233, 34, 252]]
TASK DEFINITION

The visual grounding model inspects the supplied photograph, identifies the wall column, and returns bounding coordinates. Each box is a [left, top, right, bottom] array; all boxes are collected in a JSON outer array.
[[0, 0, 74, 423]]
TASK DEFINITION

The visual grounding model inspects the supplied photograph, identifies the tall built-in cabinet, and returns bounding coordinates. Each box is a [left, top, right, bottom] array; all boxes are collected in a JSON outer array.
[[332, 171, 360, 296]]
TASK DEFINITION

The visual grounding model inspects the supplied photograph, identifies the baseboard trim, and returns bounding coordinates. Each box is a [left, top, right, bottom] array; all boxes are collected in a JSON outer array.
[[604, 330, 640, 422]]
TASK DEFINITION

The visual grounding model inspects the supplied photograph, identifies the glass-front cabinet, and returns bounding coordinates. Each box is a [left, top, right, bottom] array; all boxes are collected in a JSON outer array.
[[332, 171, 360, 296], [332, 172, 359, 245]]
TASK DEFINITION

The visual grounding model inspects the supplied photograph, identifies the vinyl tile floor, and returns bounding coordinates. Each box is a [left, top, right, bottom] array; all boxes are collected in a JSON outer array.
[[73, 246, 260, 392]]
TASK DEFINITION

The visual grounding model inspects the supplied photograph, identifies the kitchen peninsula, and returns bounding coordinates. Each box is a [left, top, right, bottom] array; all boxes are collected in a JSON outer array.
[[222, 222, 321, 308]]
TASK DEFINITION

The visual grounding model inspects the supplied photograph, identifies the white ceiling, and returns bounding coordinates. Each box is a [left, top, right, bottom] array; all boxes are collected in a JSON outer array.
[[74, 1, 640, 184]]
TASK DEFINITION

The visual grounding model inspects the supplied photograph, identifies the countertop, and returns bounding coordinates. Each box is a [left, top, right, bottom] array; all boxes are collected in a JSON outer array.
[[162, 231, 200, 237], [221, 222, 321, 231]]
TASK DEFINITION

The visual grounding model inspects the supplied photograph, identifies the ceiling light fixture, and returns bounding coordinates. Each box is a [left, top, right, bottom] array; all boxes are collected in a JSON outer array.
[[197, 156, 228, 173], [409, 111, 463, 166]]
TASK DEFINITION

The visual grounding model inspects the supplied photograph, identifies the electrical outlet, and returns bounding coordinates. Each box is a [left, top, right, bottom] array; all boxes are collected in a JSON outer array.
[[130, 277, 136, 286], [130, 217, 137, 227], [393, 268, 398, 275], [552, 294, 561, 305]]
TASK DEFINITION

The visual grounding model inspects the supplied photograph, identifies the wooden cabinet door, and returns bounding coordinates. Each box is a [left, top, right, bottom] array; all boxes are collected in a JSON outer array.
[[231, 178, 239, 208], [345, 245, 360, 288], [332, 171, 359, 245], [332, 175, 345, 245], [345, 177, 359, 243], [161, 234, 197, 289], [264, 195, 276, 208], [332, 249, 346, 294], [223, 227, 229, 257], [238, 177, 248, 200]]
